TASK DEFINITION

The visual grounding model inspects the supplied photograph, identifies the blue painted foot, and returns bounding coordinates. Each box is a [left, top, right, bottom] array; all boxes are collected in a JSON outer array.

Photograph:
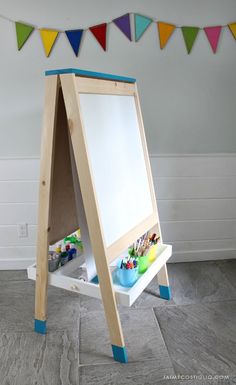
[[111, 345, 128, 363], [34, 319, 47, 334], [159, 285, 172, 300]]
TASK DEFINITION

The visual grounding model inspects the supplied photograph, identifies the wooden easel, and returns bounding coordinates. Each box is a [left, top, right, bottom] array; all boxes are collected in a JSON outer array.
[[33, 68, 171, 363]]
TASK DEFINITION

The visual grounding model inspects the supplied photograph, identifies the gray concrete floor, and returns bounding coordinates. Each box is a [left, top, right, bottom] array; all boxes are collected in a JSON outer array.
[[0, 260, 236, 385]]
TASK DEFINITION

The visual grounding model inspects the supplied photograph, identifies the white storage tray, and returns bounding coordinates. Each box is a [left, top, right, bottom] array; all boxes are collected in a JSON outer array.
[[27, 243, 172, 307]]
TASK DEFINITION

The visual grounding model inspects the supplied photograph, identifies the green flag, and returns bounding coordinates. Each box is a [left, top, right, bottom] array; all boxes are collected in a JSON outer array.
[[15, 22, 34, 50], [181, 26, 199, 54]]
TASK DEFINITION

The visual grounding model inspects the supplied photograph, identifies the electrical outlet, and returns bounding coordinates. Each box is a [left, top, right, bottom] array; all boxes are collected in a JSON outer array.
[[17, 223, 28, 238]]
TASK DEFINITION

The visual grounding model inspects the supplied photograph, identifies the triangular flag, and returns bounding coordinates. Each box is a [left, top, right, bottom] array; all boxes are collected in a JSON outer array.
[[204, 26, 222, 53], [157, 22, 176, 49], [65, 29, 83, 56], [113, 13, 132, 41], [228, 23, 236, 39], [89, 23, 107, 51], [134, 14, 153, 42], [15, 22, 34, 50], [181, 26, 199, 54], [40, 29, 59, 57]]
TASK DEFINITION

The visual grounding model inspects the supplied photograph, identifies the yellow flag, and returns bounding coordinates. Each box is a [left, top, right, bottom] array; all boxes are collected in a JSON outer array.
[[157, 22, 176, 49], [40, 29, 59, 57], [228, 23, 236, 39]]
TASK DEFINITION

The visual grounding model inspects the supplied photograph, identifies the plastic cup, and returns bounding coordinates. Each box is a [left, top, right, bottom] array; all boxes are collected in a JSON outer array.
[[147, 244, 158, 263], [138, 255, 149, 274], [117, 267, 138, 287]]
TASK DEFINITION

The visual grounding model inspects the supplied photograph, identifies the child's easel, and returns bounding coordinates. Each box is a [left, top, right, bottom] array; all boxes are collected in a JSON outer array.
[[32, 68, 172, 363]]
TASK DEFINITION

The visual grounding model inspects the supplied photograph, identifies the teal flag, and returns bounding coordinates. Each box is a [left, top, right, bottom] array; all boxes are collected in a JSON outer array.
[[134, 14, 153, 41]]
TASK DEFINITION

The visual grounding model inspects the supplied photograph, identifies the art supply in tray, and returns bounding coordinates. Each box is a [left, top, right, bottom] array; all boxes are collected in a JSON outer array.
[[64, 232, 83, 255], [48, 251, 60, 272], [117, 255, 138, 287], [47, 229, 83, 271], [60, 251, 69, 266], [130, 232, 161, 272]]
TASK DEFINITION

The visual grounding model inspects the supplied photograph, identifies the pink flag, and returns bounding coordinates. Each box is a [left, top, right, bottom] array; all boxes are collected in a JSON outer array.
[[204, 26, 222, 53]]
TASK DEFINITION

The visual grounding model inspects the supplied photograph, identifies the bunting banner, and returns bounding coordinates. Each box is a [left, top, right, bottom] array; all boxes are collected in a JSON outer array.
[[3, 12, 236, 56], [204, 26, 222, 53], [15, 22, 34, 50], [157, 22, 176, 49], [89, 23, 107, 51], [40, 29, 59, 57], [113, 13, 132, 41], [181, 26, 199, 54], [228, 22, 236, 39], [65, 29, 83, 56], [134, 14, 153, 41]]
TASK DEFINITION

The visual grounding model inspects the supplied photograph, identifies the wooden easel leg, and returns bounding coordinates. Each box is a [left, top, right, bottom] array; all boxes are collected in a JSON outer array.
[[95, 260, 128, 363], [157, 264, 172, 300], [60, 74, 127, 363], [35, 75, 59, 334], [91, 264, 127, 363]]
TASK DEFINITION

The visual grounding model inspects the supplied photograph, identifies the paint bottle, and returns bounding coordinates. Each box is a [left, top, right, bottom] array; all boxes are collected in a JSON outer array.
[[68, 243, 77, 260], [60, 251, 69, 266]]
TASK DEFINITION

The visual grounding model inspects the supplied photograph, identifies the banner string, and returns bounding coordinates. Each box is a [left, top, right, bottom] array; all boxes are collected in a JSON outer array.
[[0, 12, 231, 31]]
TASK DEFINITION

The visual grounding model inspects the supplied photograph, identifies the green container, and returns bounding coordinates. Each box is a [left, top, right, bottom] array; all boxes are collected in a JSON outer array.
[[138, 255, 149, 274]]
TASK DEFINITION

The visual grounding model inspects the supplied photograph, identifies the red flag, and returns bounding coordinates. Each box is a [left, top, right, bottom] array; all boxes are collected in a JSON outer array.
[[89, 23, 107, 51]]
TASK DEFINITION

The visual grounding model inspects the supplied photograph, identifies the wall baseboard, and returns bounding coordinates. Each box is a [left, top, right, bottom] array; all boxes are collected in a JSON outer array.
[[1, 258, 35, 270], [170, 249, 236, 263]]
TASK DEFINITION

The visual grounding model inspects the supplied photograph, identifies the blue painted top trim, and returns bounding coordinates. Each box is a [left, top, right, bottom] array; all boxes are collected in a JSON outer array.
[[45, 68, 136, 83]]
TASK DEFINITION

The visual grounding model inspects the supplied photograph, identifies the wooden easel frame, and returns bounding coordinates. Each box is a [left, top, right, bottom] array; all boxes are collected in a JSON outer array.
[[34, 69, 171, 363]]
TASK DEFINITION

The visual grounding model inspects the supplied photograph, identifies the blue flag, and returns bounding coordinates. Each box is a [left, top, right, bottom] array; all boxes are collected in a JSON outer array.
[[65, 29, 83, 56]]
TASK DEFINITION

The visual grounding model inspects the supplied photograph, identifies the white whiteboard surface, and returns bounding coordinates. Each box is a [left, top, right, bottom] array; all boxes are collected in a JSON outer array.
[[79, 94, 153, 247]]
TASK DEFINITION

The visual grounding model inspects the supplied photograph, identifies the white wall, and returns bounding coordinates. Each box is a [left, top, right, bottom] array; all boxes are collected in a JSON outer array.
[[0, 0, 236, 156], [0, 0, 236, 268], [1, 155, 236, 269]]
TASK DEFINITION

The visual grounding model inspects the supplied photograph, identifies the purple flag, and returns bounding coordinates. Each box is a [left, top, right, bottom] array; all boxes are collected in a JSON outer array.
[[113, 13, 132, 41]]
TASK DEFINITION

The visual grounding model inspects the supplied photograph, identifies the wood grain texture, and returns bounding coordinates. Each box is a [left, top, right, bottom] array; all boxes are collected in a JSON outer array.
[[60, 73, 125, 347], [35, 75, 59, 322], [76, 76, 136, 95], [48, 87, 79, 244]]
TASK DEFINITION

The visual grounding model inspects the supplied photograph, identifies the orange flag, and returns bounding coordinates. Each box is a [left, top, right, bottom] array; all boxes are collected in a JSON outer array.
[[228, 23, 236, 39], [157, 22, 176, 49]]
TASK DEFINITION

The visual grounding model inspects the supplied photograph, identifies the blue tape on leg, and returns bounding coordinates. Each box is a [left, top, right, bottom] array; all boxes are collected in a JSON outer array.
[[111, 345, 128, 363], [91, 275, 99, 284], [34, 319, 47, 334], [159, 285, 172, 300]]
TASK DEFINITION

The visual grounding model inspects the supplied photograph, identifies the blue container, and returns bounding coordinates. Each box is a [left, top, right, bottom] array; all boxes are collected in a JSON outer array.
[[68, 247, 77, 261], [117, 267, 138, 287]]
